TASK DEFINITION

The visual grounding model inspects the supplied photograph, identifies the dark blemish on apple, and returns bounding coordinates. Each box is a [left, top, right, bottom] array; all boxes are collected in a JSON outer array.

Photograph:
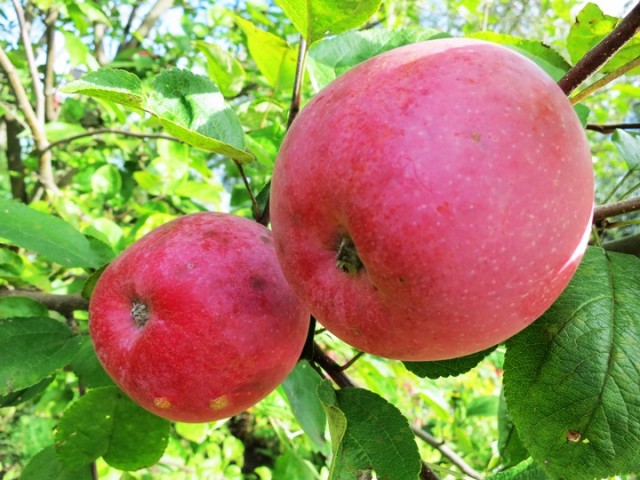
[[335, 234, 364, 275], [250, 275, 268, 291], [471, 132, 481, 142], [187, 263, 194, 269], [259, 235, 272, 245], [399, 277, 407, 284], [131, 301, 150, 327], [436, 202, 450, 214]]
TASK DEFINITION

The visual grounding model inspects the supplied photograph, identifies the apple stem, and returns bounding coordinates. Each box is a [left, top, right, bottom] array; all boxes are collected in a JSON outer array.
[[131, 301, 149, 327], [336, 234, 364, 274]]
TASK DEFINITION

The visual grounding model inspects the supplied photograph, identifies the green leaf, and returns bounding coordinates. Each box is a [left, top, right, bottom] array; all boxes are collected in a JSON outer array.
[[567, 4, 640, 74], [308, 28, 440, 91], [497, 389, 529, 468], [92, 164, 123, 197], [274, 0, 382, 44], [175, 422, 209, 443], [487, 458, 548, 480], [282, 360, 327, 448], [0, 317, 82, 395], [61, 68, 145, 109], [574, 103, 590, 127], [194, 40, 246, 97], [466, 395, 499, 417], [69, 336, 114, 388], [613, 129, 640, 170], [0, 376, 54, 408], [235, 16, 298, 92], [146, 69, 253, 163], [318, 381, 421, 480], [272, 448, 320, 479], [0, 296, 49, 319], [21, 445, 93, 480], [404, 346, 495, 379], [55, 386, 170, 471], [467, 32, 570, 72], [504, 247, 640, 479], [0, 198, 103, 268]]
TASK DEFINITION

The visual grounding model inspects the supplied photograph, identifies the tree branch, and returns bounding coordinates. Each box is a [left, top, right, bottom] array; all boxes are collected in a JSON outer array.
[[570, 55, 640, 104], [0, 289, 89, 317], [593, 196, 640, 222], [40, 128, 181, 153], [586, 122, 640, 134], [0, 44, 58, 194], [12, 0, 45, 125], [558, 1, 640, 96], [44, 7, 59, 122], [118, 0, 174, 54], [258, 36, 308, 227], [312, 341, 481, 480], [4, 114, 28, 202]]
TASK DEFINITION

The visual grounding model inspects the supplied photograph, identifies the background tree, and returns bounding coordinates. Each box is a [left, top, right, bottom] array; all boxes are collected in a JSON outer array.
[[1, 0, 640, 479]]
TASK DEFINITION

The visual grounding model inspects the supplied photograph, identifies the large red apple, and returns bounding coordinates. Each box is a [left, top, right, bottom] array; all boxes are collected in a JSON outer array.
[[270, 38, 594, 361], [89, 213, 309, 422]]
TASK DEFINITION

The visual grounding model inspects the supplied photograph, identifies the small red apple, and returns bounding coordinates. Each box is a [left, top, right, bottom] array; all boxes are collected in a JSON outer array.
[[270, 38, 594, 361], [89, 213, 309, 422]]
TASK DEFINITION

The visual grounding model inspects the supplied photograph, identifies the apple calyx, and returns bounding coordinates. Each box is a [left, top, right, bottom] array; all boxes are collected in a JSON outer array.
[[336, 234, 364, 274], [131, 301, 149, 327]]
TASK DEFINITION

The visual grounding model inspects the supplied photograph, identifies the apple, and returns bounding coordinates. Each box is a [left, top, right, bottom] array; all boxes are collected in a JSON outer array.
[[89, 212, 309, 422], [270, 38, 594, 361]]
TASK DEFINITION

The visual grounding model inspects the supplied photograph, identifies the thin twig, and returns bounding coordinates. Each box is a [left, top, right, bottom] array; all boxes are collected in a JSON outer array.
[[0, 44, 58, 194], [287, 35, 308, 129], [570, 56, 640, 104], [593, 196, 640, 222], [0, 289, 89, 316], [0, 100, 30, 131], [411, 426, 482, 480], [118, 0, 174, 54], [44, 7, 59, 122], [233, 160, 261, 221], [558, 1, 640, 96], [312, 341, 484, 480], [587, 122, 640, 134], [12, 0, 45, 124], [40, 128, 180, 153], [258, 36, 309, 226], [338, 351, 365, 371]]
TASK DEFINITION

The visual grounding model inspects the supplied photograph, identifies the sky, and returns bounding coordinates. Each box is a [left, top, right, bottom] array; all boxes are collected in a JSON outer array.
[[581, 0, 631, 16]]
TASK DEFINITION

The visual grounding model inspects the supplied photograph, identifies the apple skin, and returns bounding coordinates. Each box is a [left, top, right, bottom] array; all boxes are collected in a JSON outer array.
[[270, 38, 594, 361], [89, 213, 309, 422]]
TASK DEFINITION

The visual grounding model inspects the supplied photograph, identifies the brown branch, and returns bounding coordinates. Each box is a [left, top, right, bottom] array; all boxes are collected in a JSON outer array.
[[258, 36, 308, 227], [411, 427, 482, 479], [593, 196, 640, 222], [570, 55, 640, 104], [0, 289, 89, 316], [40, 128, 180, 153], [118, 0, 174, 54], [94, 22, 107, 65], [558, 1, 640, 96], [44, 7, 59, 122], [12, 0, 45, 124], [587, 122, 640, 134], [119, 4, 140, 53], [312, 341, 482, 480], [0, 44, 58, 194], [234, 160, 261, 221], [287, 36, 308, 129], [4, 114, 27, 202]]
